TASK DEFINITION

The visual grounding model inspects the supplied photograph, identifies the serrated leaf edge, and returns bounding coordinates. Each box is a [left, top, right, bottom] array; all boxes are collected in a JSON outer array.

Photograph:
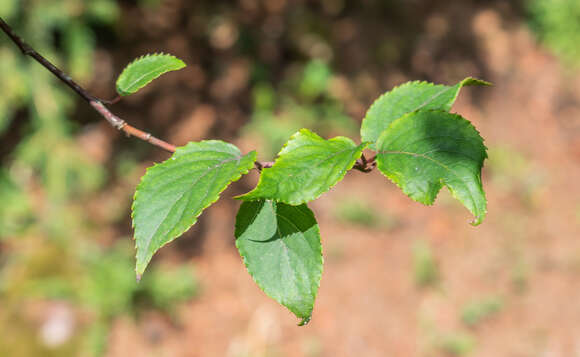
[[376, 110, 488, 225], [238, 128, 367, 205], [132, 141, 256, 276], [361, 77, 490, 145], [116, 53, 186, 96], [235, 200, 323, 324]]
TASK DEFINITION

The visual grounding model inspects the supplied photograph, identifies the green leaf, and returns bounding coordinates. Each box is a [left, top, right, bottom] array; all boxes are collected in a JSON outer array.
[[116, 53, 186, 96], [235, 200, 322, 325], [239, 129, 366, 205], [375, 110, 487, 225], [132, 141, 256, 276], [360, 77, 490, 145]]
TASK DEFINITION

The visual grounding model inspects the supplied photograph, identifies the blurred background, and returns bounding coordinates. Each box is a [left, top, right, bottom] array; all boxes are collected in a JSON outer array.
[[0, 0, 579, 356]]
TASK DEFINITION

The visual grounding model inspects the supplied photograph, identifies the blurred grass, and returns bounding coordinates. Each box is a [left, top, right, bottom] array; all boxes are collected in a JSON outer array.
[[436, 331, 476, 356], [243, 59, 357, 159], [487, 145, 545, 209], [0, 2, 201, 356], [527, 0, 580, 67], [413, 239, 440, 288], [420, 317, 477, 357], [0, 239, 199, 356], [332, 196, 400, 230], [461, 296, 503, 327]]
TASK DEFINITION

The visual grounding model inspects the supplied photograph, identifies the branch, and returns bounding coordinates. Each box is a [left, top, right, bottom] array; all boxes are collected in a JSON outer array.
[[254, 161, 274, 171], [352, 154, 376, 173], [0, 17, 377, 173], [0, 17, 176, 153]]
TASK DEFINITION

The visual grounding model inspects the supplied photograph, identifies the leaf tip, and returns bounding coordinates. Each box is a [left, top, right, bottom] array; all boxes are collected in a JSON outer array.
[[298, 315, 312, 326], [469, 214, 485, 226], [135, 258, 150, 281], [461, 77, 493, 87]]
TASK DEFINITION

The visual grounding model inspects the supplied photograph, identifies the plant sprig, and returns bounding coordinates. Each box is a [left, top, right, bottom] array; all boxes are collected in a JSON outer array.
[[0, 17, 489, 325]]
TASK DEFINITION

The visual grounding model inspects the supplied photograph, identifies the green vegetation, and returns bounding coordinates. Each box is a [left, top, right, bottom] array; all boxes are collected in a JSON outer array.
[[437, 331, 476, 356], [80, 243, 200, 354], [116, 54, 186, 96], [1, 0, 490, 329], [332, 197, 399, 230], [461, 296, 503, 327], [239, 129, 366, 204], [528, 0, 580, 66], [360, 78, 489, 145], [421, 318, 477, 357], [487, 146, 544, 209], [412, 240, 440, 288], [132, 141, 256, 276], [511, 257, 530, 294], [235, 201, 322, 326], [125, 57, 486, 322], [0, 240, 199, 356], [0, 3, 200, 356], [375, 110, 488, 226], [333, 198, 381, 228], [243, 60, 357, 158], [0, 0, 118, 133], [92, 47, 487, 322]]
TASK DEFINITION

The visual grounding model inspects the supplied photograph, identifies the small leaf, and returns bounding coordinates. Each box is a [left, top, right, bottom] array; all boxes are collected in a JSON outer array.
[[235, 200, 323, 325], [116, 53, 186, 96], [376, 110, 487, 225], [239, 129, 366, 205], [132, 141, 256, 275], [361, 77, 490, 145]]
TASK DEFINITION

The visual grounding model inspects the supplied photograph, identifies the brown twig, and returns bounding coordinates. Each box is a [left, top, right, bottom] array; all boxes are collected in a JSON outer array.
[[352, 153, 376, 173], [90, 101, 177, 152], [101, 95, 122, 105], [254, 161, 274, 171]]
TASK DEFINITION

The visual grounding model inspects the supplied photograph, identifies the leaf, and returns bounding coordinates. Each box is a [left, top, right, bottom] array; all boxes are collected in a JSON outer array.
[[235, 200, 322, 325], [132, 141, 256, 276], [375, 110, 487, 225], [116, 53, 186, 96], [360, 77, 490, 145], [239, 129, 366, 205]]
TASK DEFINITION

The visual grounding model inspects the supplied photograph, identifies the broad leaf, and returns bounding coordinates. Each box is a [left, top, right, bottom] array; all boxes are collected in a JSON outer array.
[[132, 141, 256, 276], [375, 110, 487, 225], [239, 129, 366, 205], [361, 77, 490, 145], [235, 200, 322, 325], [116, 53, 186, 96]]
